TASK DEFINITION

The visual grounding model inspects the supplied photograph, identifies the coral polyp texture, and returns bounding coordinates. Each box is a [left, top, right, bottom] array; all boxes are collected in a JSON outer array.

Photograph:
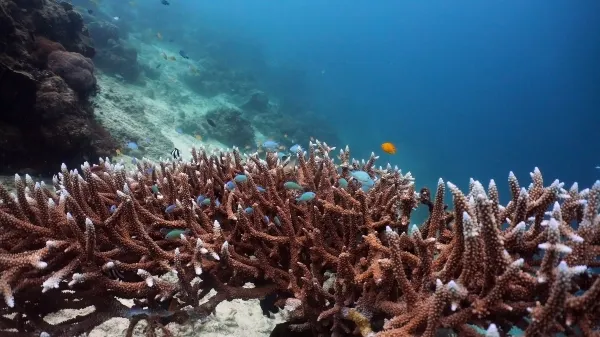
[[0, 143, 598, 337]]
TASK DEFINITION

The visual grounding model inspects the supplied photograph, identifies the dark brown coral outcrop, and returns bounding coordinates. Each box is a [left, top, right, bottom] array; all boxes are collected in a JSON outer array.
[[0, 0, 115, 175]]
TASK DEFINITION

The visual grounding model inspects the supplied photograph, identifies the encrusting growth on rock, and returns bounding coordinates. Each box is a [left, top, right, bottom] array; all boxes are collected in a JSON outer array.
[[0, 142, 598, 336]]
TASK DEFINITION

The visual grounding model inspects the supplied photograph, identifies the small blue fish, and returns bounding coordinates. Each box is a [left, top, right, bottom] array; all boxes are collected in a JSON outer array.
[[132, 157, 137, 165], [290, 144, 301, 152], [274, 216, 281, 226], [284, 181, 303, 190], [165, 204, 176, 213], [351, 171, 371, 183], [360, 178, 375, 192], [146, 167, 154, 174], [109, 205, 117, 214], [196, 195, 206, 204], [161, 228, 190, 239], [277, 152, 288, 161], [234, 174, 247, 183], [296, 191, 316, 202], [225, 181, 236, 191], [126, 142, 139, 150], [262, 140, 279, 152], [338, 178, 348, 188], [176, 127, 183, 134], [201, 198, 211, 206], [151, 184, 159, 194], [263, 215, 270, 224], [215, 199, 221, 207], [256, 186, 266, 193], [244, 207, 254, 214]]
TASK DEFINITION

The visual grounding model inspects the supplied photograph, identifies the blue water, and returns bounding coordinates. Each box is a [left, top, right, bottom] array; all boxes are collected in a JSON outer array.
[[120, 0, 600, 201]]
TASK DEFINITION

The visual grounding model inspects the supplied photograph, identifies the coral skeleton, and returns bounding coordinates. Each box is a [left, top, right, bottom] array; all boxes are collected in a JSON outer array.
[[0, 143, 598, 336]]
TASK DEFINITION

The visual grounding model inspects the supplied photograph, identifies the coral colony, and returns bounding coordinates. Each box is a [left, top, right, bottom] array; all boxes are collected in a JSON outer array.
[[0, 142, 599, 337]]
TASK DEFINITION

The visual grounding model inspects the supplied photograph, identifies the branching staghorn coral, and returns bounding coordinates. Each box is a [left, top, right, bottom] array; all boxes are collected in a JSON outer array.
[[0, 142, 598, 337]]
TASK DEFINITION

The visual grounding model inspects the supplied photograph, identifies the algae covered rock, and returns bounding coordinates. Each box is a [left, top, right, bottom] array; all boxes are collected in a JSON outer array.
[[240, 91, 270, 113], [180, 107, 256, 148]]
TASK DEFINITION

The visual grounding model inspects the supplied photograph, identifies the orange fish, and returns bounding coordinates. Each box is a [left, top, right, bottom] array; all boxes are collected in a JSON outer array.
[[381, 142, 397, 155], [115, 149, 122, 155], [194, 134, 202, 141]]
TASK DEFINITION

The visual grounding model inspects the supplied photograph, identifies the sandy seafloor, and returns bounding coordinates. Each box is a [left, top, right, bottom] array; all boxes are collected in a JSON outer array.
[[45, 281, 285, 337], [44, 285, 285, 337]]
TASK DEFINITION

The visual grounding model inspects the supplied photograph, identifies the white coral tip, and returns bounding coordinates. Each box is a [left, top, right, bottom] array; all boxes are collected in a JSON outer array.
[[485, 323, 499, 337]]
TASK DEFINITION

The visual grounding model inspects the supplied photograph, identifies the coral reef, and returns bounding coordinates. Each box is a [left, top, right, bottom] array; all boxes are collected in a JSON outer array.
[[29, 0, 95, 58], [47, 50, 96, 95], [0, 142, 598, 337], [0, 0, 116, 175]]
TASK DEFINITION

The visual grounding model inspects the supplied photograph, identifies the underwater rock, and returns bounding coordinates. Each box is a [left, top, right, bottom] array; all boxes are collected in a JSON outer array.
[[240, 91, 270, 113], [87, 21, 120, 48], [31, 36, 67, 67], [180, 60, 255, 98], [47, 50, 97, 96], [30, 0, 95, 57], [269, 322, 313, 337], [93, 42, 141, 82], [205, 107, 256, 148], [87, 21, 140, 82], [0, 0, 116, 175], [180, 107, 256, 148]]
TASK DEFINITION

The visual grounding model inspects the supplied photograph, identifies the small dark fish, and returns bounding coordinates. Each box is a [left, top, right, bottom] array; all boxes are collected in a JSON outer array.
[[161, 0, 170, 5], [206, 118, 216, 127], [168, 38, 174, 42], [260, 291, 280, 318], [171, 148, 181, 159], [87, 9, 94, 14], [156, 64, 162, 69], [179, 50, 189, 59]]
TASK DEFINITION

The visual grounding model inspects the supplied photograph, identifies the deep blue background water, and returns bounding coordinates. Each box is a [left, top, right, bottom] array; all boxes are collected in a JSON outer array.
[[142, 1, 600, 203]]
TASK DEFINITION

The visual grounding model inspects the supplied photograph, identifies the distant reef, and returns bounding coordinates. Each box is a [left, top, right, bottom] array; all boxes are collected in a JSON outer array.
[[0, 0, 117, 175]]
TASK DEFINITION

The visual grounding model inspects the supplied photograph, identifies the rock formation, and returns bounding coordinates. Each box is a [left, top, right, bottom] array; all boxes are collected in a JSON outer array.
[[0, 0, 116, 175]]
